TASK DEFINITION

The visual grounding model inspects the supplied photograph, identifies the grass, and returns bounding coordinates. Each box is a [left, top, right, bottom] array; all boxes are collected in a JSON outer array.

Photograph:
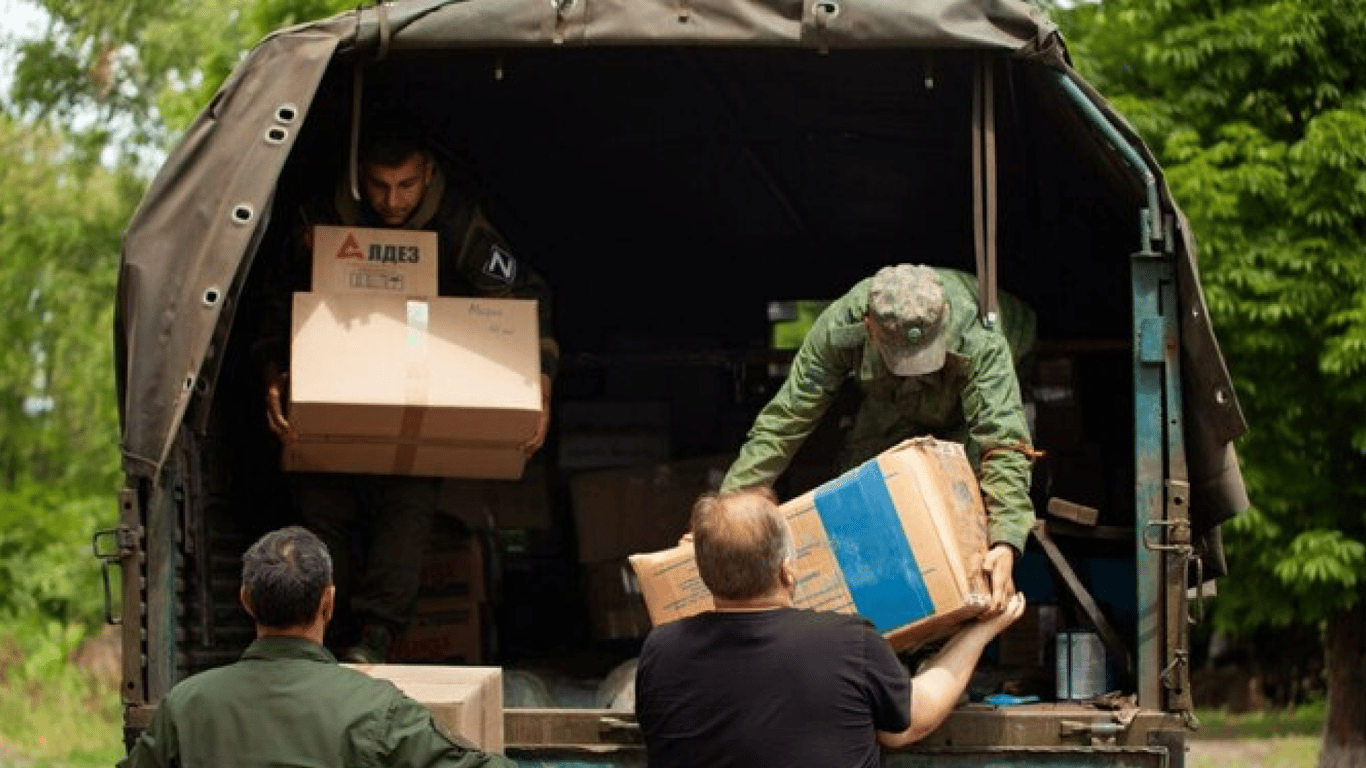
[[0, 653, 123, 768], [1192, 701, 1325, 739], [0, 677, 123, 768], [1186, 703, 1324, 768]]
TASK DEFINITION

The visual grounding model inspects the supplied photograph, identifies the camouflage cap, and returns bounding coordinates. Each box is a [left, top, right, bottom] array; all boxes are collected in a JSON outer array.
[[868, 264, 949, 376]]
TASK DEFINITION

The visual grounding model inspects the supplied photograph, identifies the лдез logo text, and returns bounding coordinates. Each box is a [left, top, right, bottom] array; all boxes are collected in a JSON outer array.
[[365, 244, 423, 264], [333, 232, 424, 264]]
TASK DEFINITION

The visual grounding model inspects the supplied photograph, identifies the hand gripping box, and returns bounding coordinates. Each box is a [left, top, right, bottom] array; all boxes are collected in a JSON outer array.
[[311, 225, 439, 296], [284, 293, 542, 479], [345, 664, 503, 753], [627, 437, 991, 651]]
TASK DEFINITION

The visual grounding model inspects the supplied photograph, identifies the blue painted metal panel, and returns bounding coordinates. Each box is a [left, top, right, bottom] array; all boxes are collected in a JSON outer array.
[[1131, 258, 1169, 707], [812, 461, 934, 631]]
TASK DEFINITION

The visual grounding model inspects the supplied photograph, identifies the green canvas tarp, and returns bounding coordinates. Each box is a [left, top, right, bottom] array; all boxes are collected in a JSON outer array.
[[115, 0, 1248, 533]]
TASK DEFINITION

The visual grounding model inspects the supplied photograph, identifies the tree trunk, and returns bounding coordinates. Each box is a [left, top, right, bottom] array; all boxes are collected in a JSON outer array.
[[1319, 597, 1366, 768]]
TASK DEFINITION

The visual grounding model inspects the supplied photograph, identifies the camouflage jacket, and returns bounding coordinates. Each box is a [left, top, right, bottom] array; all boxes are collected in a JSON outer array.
[[721, 268, 1037, 552]]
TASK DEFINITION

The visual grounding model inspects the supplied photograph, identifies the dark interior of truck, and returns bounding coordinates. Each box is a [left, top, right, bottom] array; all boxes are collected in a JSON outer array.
[[188, 46, 1142, 705]]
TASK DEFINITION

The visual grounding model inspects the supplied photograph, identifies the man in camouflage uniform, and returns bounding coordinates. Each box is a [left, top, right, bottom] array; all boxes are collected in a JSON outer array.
[[119, 526, 511, 768], [253, 119, 558, 662], [721, 264, 1036, 612]]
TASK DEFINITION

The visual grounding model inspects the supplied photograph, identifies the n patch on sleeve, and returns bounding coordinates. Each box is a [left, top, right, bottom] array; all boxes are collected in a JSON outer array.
[[483, 244, 518, 284]]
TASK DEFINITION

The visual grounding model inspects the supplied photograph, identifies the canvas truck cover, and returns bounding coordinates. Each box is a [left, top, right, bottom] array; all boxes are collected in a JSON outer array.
[[115, 0, 1250, 532]]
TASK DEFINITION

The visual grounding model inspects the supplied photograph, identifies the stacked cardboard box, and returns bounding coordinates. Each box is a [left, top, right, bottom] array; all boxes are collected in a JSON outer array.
[[569, 454, 734, 639], [390, 518, 488, 664], [628, 438, 990, 652], [569, 454, 734, 564], [284, 224, 544, 480]]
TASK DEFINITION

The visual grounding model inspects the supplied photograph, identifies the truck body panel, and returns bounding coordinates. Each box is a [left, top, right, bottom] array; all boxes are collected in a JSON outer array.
[[109, 2, 1249, 764]]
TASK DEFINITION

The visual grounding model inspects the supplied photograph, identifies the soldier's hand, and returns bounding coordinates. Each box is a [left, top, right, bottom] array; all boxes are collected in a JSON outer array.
[[981, 543, 1017, 616], [264, 366, 294, 442], [983, 593, 1026, 634], [522, 374, 552, 457]]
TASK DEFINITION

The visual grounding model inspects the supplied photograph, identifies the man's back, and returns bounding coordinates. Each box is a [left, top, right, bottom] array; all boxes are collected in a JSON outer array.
[[122, 636, 503, 768], [635, 608, 911, 768]]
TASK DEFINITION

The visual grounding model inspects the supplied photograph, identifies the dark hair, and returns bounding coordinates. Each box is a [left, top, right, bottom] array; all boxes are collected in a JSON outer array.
[[691, 490, 793, 600], [358, 117, 431, 168], [241, 526, 333, 629]]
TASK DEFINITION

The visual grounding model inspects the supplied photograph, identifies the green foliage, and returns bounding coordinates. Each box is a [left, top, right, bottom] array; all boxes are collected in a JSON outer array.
[[7, 0, 357, 160], [1274, 530, 1364, 589], [0, 483, 120, 762], [0, 645, 123, 767], [0, 111, 126, 763], [0, 485, 113, 632], [0, 482, 121, 763], [0, 115, 135, 492], [1057, 0, 1366, 633]]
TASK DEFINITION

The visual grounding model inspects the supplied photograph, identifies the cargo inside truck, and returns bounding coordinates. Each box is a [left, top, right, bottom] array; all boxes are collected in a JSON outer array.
[[108, 2, 1251, 765]]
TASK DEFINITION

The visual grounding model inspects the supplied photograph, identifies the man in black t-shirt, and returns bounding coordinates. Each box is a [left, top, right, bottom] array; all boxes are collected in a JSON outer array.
[[635, 489, 1025, 768]]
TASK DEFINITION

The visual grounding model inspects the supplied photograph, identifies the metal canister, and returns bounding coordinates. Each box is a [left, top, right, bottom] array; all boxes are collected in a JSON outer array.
[[1055, 630, 1107, 700]]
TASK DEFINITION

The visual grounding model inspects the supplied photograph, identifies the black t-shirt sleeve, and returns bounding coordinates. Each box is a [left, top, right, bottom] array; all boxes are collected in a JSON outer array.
[[861, 625, 912, 733]]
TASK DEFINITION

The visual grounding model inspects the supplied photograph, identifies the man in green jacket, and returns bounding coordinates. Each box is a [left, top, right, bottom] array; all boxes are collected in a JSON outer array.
[[118, 526, 511, 768], [252, 117, 559, 664], [721, 264, 1037, 613]]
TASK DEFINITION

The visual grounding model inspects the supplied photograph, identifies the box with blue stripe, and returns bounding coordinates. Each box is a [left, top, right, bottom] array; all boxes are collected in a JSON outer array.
[[629, 437, 991, 651]]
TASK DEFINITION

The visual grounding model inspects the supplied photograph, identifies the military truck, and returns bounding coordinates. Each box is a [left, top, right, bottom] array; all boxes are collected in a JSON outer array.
[[99, 0, 1251, 765]]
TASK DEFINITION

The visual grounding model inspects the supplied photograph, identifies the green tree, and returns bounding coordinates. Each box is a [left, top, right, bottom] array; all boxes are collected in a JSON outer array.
[[0, 114, 137, 491], [0, 114, 139, 634], [1056, 2, 1366, 765], [1, 0, 353, 642], [7, 0, 354, 162]]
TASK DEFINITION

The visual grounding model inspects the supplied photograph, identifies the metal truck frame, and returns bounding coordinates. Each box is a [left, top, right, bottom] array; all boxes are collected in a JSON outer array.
[[100, 2, 1251, 766]]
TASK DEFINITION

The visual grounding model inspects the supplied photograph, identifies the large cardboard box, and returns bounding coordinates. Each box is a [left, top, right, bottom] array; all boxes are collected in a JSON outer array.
[[628, 438, 990, 651], [570, 454, 734, 563], [418, 522, 487, 601], [388, 597, 485, 664], [284, 293, 542, 479], [311, 225, 439, 296], [345, 664, 503, 753]]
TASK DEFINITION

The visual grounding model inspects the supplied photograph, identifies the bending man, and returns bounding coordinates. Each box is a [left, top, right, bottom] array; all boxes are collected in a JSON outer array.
[[721, 264, 1036, 612]]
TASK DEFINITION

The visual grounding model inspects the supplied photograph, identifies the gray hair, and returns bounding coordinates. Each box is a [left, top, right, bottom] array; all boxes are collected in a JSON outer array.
[[241, 526, 333, 629], [691, 489, 794, 600]]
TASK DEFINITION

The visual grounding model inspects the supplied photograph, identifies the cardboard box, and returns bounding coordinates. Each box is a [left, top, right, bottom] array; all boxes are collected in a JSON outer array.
[[389, 597, 485, 664], [345, 664, 503, 753], [628, 438, 990, 651], [419, 524, 486, 601], [570, 454, 734, 563], [285, 293, 542, 479], [311, 225, 438, 296]]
